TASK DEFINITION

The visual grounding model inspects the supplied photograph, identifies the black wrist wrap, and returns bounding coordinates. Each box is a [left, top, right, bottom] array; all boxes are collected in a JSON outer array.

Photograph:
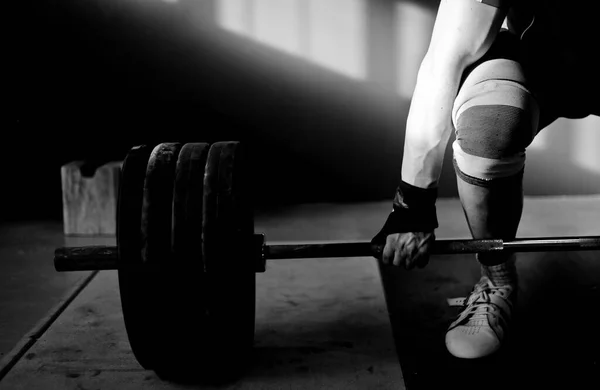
[[371, 181, 438, 246]]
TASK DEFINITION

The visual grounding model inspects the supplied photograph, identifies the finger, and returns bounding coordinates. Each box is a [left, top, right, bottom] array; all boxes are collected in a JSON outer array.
[[391, 234, 408, 267], [415, 234, 434, 269], [382, 235, 395, 265], [392, 246, 404, 267], [396, 234, 415, 269], [403, 235, 420, 270]]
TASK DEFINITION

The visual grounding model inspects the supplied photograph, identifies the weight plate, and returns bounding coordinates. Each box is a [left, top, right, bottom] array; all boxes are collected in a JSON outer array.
[[140, 143, 182, 263], [116, 144, 156, 370], [202, 141, 256, 379], [152, 142, 212, 379], [172, 143, 210, 265]]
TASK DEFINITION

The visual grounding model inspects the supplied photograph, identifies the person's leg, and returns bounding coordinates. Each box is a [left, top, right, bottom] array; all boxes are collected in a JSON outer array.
[[445, 31, 542, 359], [456, 172, 522, 280]]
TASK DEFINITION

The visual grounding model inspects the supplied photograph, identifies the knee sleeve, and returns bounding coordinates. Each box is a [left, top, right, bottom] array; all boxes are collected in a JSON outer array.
[[452, 59, 540, 187]]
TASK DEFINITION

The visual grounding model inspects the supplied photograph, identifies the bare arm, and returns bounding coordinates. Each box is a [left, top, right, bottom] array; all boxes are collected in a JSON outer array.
[[401, 0, 508, 189]]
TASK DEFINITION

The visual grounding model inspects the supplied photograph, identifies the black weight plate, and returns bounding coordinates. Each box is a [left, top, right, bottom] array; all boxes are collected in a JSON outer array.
[[118, 143, 182, 371], [171, 143, 210, 265], [140, 143, 182, 264], [116, 144, 156, 369], [152, 143, 211, 379], [136, 142, 182, 371], [202, 141, 256, 379]]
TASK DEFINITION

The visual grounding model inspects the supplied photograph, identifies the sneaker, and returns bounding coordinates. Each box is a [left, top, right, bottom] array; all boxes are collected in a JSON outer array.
[[445, 276, 516, 359]]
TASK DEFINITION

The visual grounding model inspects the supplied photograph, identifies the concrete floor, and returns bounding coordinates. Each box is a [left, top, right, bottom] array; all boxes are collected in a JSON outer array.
[[0, 230, 114, 363], [0, 195, 599, 389]]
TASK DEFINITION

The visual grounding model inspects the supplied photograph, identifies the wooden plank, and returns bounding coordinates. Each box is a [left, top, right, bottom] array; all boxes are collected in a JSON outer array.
[[61, 161, 122, 236]]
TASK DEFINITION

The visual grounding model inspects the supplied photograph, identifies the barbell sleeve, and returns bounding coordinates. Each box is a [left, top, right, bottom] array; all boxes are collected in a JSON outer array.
[[502, 236, 600, 252], [54, 235, 600, 272]]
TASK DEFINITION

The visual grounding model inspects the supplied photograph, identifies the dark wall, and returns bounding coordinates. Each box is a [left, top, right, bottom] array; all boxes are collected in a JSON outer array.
[[10, 0, 439, 221], [10, 0, 600, 222]]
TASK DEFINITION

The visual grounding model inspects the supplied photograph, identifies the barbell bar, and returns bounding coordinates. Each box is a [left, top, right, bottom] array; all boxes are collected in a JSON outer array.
[[54, 235, 600, 272]]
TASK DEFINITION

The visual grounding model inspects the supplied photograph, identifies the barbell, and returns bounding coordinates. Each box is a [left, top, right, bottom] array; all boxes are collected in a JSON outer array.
[[52, 141, 600, 382], [55, 235, 600, 272]]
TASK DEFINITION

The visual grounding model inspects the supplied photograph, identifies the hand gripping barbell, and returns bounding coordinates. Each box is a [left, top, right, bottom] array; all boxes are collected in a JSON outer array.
[[53, 141, 600, 382]]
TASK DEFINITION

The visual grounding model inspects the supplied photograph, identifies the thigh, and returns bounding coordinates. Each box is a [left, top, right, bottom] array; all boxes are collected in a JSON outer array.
[[525, 65, 598, 132]]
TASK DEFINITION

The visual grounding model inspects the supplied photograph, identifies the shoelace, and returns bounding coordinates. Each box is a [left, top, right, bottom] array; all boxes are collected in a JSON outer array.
[[449, 280, 512, 327]]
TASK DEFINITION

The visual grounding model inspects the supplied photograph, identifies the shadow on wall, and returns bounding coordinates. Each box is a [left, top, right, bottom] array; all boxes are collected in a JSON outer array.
[[10, 0, 600, 220]]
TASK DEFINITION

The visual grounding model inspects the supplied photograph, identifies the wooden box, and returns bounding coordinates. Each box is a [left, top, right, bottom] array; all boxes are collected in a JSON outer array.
[[61, 161, 122, 236]]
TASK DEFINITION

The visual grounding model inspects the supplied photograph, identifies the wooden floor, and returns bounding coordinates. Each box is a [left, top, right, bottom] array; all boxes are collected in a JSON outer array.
[[1, 195, 599, 389]]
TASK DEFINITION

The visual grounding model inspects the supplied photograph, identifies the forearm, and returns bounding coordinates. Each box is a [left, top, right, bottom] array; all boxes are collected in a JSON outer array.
[[401, 55, 463, 189], [399, 0, 507, 189]]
